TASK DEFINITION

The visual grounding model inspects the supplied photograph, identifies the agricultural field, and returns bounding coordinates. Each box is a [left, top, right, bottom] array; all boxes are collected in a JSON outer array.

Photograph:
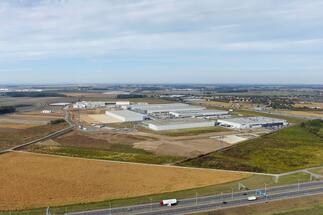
[[275, 110, 323, 119], [201, 100, 254, 110], [0, 112, 61, 126], [27, 131, 182, 164], [293, 102, 323, 109], [0, 152, 249, 211], [0, 120, 68, 150], [179, 120, 323, 173]]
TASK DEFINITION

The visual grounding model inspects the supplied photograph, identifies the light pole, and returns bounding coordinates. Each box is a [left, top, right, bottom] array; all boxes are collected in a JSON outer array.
[[265, 183, 268, 200], [195, 192, 198, 205], [150, 198, 153, 211], [231, 188, 234, 200], [109, 201, 112, 215], [298, 179, 300, 192]]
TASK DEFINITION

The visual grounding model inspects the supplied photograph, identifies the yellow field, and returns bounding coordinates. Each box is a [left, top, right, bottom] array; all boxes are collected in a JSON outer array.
[[293, 102, 323, 109], [278, 110, 322, 118], [0, 152, 249, 210]]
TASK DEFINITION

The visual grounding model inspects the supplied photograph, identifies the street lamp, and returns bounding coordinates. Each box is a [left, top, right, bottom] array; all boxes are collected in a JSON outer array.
[[196, 192, 198, 205], [298, 179, 300, 192]]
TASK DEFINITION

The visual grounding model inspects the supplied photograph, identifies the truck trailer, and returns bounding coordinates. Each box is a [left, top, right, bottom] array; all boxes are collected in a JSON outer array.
[[160, 199, 178, 207]]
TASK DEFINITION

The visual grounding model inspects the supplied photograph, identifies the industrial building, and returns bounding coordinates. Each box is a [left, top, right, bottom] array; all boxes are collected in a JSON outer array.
[[144, 118, 215, 131], [105, 110, 146, 122], [73, 101, 109, 109], [169, 109, 229, 118], [128, 103, 205, 114], [217, 117, 288, 129]]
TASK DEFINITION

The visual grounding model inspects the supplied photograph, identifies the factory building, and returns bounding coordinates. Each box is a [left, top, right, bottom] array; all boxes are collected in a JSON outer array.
[[217, 117, 288, 129], [144, 118, 215, 131], [169, 109, 229, 118], [128, 103, 205, 114], [105, 110, 146, 122]]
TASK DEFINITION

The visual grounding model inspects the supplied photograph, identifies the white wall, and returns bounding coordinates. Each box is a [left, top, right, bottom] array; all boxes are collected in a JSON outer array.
[[148, 121, 215, 131]]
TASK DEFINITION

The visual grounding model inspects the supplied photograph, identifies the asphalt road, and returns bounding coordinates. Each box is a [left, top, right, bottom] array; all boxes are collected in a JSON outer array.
[[68, 180, 323, 215]]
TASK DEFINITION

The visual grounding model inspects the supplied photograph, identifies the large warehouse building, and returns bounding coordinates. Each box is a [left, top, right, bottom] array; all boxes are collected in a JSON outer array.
[[144, 118, 215, 131], [128, 103, 205, 114], [217, 117, 288, 129], [169, 109, 229, 118], [105, 110, 146, 122]]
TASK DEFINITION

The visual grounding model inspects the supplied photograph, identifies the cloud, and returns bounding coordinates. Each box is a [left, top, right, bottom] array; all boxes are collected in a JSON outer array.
[[0, 0, 323, 61]]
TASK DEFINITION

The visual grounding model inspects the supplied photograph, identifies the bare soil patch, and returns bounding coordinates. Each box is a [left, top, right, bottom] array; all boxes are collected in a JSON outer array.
[[134, 138, 230, 157], [0, 152, 248, 210], [53, 131, 156, 150]]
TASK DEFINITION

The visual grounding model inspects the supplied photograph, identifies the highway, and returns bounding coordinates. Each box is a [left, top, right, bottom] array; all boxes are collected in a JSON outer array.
[[68, 180, 323, 215]]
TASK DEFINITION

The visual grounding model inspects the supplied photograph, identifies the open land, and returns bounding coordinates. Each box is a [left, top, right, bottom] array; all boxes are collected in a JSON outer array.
[[27, 130, 182, 164], [179, 120, 323, 173], [28, 127, 242, 160], [0, 121, 68, 150], [0, 152, 249, 211]]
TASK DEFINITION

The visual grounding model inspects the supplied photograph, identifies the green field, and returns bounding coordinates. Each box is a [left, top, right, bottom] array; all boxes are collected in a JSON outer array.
[[274, 206, 323, 215], [179, 120, 323, 173], [28, 145, 182, 165]]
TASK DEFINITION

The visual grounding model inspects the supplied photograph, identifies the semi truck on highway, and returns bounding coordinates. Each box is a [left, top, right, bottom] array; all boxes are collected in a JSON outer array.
[[160, 199, 178, 207]]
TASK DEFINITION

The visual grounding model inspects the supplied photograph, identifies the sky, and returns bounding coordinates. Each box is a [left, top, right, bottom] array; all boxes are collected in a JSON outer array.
[[0, 0, 323, 84]]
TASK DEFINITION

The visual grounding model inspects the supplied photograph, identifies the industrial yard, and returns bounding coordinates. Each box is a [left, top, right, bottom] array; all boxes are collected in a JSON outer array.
[[0, 84, 322, 214]]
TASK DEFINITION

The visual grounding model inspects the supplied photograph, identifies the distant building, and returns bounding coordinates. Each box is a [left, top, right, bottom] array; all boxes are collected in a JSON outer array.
[[105, 110, 146, 122], [169, 109, 229, 118], [41, 110, 53, 114], [144, 118, 215, 131], [50, 102, 70, 106], [217, 117, 288, 129], [128, 103, 205, 114], [116, 101, 130, 106], [73, 101, 107, 109]]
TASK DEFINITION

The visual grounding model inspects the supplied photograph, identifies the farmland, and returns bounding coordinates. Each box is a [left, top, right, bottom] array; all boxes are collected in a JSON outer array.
[[0, 152, 249, 211], [0, 121, 68, 150], [27, 130, 184, 164], [179, 120, 323, 173]]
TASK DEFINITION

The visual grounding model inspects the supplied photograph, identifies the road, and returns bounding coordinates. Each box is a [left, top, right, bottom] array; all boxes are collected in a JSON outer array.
[[67, 180, 323, 215]]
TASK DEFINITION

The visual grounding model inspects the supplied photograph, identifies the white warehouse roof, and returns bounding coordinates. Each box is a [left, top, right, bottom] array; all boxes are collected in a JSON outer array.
[[218, 117, 288, 129], [129, 103, 205, 114], [105, 110, 146, 122], [170, 109, 229, 118], [144, 118, 215, 131]]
